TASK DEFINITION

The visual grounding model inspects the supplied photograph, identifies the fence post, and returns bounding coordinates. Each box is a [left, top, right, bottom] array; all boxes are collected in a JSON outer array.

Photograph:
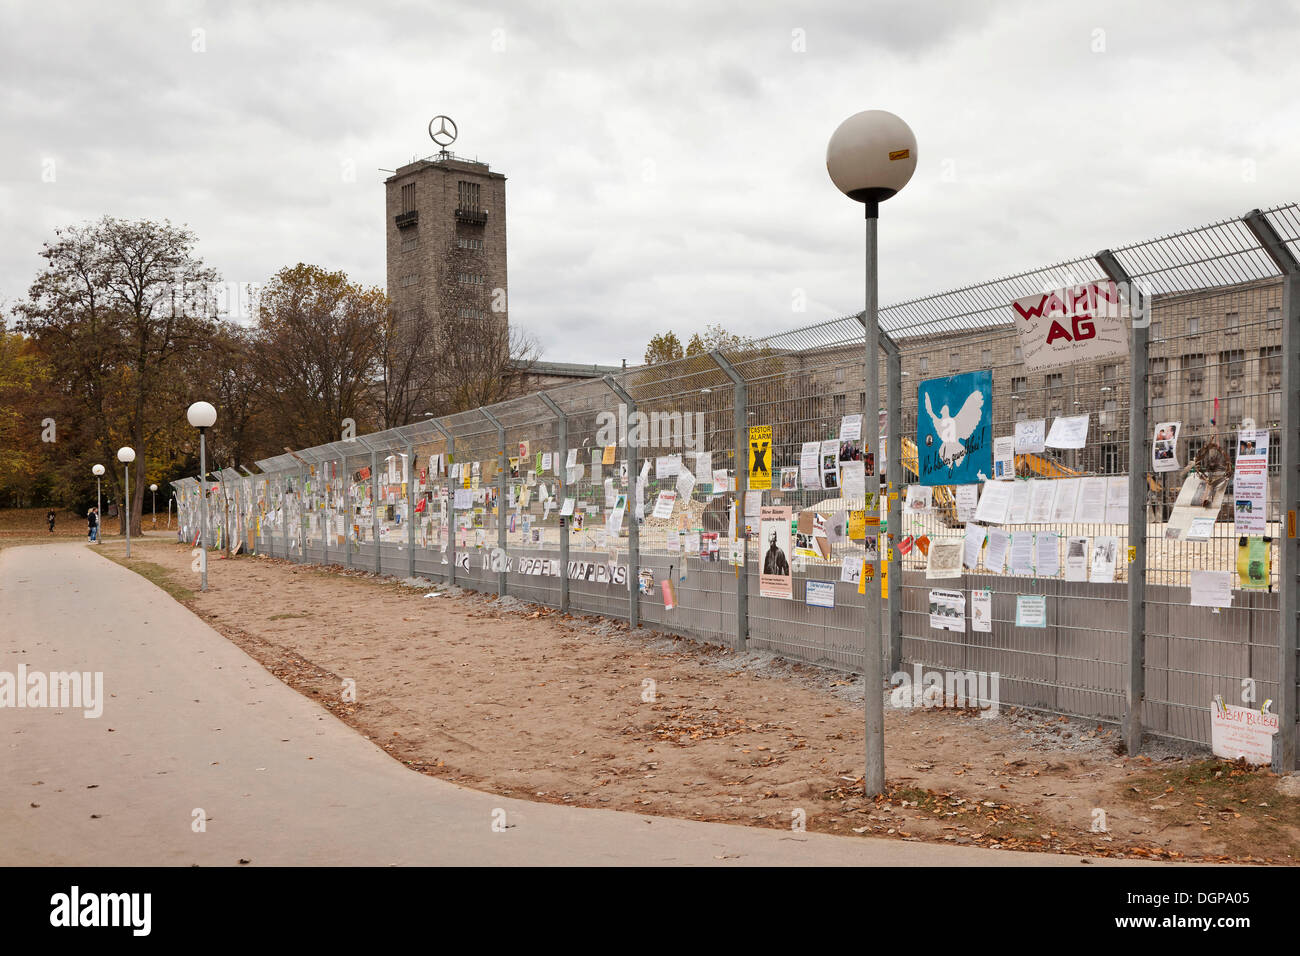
[[538, 394, 570, 613], [431, 421, 455, 587], [603, 375, 640, 629], [1242, 210, 1299, 771], [406, 443, 416, 580], [1097, 248, 1147, 756], [320, 462, 329, 567], [709, 350, 749, 652], [370, 445, 380, 576], [298, 462, 307, 563], [480, 408, 509, 597], [344, 454, 353, 569], [280, 473, 289, 561], [882, 332, 903, 673]]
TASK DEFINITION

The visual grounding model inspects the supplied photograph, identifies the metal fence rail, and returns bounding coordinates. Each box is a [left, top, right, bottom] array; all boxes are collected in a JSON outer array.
[[170, 204, 1299, 764]]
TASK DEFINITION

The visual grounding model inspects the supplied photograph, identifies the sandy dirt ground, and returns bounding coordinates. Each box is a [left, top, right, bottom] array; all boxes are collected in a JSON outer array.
[[94, 537, 1299, 863]]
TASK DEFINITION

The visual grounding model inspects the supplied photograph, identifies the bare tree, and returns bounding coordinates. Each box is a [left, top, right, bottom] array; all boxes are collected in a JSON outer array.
[[413, 236, 541, 415], [376, 306, 439, 429], [426, 312, 540, 413]]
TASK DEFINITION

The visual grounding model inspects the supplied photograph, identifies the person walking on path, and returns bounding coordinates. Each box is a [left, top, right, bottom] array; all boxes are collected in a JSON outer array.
[[87, 507, 99, 542], [46, 509, 56, 534]]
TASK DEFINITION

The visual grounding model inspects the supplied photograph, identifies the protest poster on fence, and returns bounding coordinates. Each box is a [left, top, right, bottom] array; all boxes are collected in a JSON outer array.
[[916, 370, 992, 486], [1009, 281, 1129, 372]]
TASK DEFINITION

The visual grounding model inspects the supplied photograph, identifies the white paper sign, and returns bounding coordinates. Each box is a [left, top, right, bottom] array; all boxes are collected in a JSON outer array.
[[1064, 536, 1089, 581], [1190, 569, 1233, 608], [1016, 594, 1047, 628], [929, 588, 965, 632], [841, 460, 866, 499], [926, 538, 964, 579], [1233, 454, 1268, 535], [993, 436, 1015, 480], [1090, 536, 1119, 583], [984, 527, 1009, 572], [1045, 414, 1090, 450], [905, 484, 932, 514], [975, 481, 1012, 524], [971, 589, 992, 633], [1152, 421, 1181, 473], [652, 490, 677, 519], [805, 580, 836, 609], [963, 523, 985, 570], [799, 441, 821, 489], [1210, 700, 1278, 765], [1105, 476, 1128, 524], [838, 414, 862, 442], [955, 484, 979, 522], [1014, 419, 1046, 454]]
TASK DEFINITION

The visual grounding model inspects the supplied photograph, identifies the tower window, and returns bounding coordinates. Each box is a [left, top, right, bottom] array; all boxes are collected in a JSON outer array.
[[457, 181, 481, 211]]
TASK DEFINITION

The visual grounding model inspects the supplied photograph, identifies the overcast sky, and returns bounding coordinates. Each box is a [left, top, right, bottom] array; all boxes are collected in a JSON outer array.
[[3, 0, 1297, 365]]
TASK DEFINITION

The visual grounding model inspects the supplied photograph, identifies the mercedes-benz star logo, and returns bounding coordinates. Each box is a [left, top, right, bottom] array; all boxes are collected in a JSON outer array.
[[428, 115, 458, 148]]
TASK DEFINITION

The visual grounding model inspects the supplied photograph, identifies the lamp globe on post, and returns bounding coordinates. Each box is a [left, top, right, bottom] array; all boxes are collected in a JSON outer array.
[[91, 464, 105, 545], [117, 446, 136, 558], [187, 401, 217, 591], [826, 109, 917, 799], [150, 483, 158, 528]]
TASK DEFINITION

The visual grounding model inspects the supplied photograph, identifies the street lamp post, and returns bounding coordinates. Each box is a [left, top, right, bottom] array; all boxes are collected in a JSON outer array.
[[92, 464, 105, 544], [117, 447, 136, 558], [150, 483, 158, 528], [187, 402, 217, 591], [827, 109, 917, 797]]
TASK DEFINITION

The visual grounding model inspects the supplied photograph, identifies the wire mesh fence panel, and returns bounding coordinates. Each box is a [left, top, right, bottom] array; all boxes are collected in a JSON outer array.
[[615, 356, 739, 644], [723, 326, 887, 670], [504, 393, 568, 609], [1133, 278, 1285, 745], [892, 318, 1132, 729]]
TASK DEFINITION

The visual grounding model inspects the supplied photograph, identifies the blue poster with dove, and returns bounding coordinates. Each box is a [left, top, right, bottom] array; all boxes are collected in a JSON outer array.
[[916, 370, 992, 486]]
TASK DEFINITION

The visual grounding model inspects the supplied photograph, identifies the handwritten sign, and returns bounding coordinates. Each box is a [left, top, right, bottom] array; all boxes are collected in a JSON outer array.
[[1010, 281, 1129, 372], [1210, 701, 1278, 765]]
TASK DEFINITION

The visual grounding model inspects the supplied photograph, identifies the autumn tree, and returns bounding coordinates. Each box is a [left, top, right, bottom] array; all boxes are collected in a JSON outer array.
[[643, 331, 684, 365], [250, 264, 386, 449], [15, 217, 221, 533], [0, 328, 50, 504], [202, 324, 271, 470]]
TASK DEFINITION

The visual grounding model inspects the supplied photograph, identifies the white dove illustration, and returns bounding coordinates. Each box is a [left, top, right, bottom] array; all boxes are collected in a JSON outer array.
[[925, 388, 984, 470]]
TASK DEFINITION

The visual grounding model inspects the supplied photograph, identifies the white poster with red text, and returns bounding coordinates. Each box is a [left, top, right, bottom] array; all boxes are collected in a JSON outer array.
[[1010, 281, 1130, 372]]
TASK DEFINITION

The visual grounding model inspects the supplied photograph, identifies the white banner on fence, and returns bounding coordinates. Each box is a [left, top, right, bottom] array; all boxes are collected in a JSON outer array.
[[1009, 281, 1130, 372]]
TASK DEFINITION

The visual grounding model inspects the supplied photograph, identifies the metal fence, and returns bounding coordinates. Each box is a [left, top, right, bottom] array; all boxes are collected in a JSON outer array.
[[171, 203, 1299, 765]]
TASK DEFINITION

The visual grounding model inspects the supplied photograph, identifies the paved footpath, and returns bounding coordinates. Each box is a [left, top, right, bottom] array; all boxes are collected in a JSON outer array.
[[0, 544, 1123, 866]]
